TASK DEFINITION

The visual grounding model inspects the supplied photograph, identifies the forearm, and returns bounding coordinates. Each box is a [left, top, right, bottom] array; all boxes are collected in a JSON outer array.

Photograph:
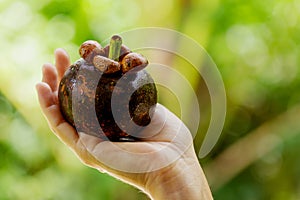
[[145, 151, 213, 200]]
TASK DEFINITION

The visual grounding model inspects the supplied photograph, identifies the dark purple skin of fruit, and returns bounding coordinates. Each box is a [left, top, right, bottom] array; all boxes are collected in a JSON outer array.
[[58, 59, 157, 141]]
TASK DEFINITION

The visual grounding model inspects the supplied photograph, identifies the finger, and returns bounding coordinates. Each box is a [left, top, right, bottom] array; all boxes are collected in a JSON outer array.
[[78, 132, 103, 152], [138, 104, 185, 140], [42, 63, 58, 92], [55, 48, 71, 81], [36, 82, 79, 147], [133, 104, 167, 139], [36, 82, 56, 108], [55, 120, 79, 148], [36, 82, 62, 127], [137, 104, 193, 150]]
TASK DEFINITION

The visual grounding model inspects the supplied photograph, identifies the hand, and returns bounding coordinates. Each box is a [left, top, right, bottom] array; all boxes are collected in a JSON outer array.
[[36, 49, 213, 200]]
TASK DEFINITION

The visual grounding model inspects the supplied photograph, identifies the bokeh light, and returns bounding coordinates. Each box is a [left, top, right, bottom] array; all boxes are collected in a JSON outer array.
[[0, 0, 300, 199]]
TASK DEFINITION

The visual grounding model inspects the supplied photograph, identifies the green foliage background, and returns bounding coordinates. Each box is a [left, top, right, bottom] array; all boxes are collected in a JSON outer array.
[[0, 0, 300, 199]]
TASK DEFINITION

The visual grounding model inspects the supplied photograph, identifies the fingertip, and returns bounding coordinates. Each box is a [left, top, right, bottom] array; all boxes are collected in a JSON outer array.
[[42, 63, 54, 70], [55, 48, 70, 62], [41, 63, 58, 92], [42, 63, 56, 76], [36, 82, 51, 98], [36, 82, 54, 108], [35, 82, 43, 94], [55, 48, 68, 56], [43, 62, 54, 67], [55, 48, 71, 80], [36, 82, 50, 93]]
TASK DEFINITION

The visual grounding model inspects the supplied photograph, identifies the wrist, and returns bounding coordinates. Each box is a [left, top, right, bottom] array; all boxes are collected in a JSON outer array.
[[145, 148, 213, 200]]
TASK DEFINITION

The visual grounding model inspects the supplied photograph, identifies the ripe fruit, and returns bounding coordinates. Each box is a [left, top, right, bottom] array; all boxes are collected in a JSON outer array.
[[58, 35, 157, 141]]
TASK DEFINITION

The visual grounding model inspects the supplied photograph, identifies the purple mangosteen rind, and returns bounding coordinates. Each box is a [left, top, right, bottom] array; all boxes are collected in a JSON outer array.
[[58, 36, 157, 141]]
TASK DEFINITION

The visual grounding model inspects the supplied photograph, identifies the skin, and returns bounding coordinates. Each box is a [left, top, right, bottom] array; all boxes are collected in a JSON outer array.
[[36, 48, 213, 200]]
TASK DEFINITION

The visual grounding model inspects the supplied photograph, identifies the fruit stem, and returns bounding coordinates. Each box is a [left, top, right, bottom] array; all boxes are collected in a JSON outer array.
[[108, 35, 122, 61]]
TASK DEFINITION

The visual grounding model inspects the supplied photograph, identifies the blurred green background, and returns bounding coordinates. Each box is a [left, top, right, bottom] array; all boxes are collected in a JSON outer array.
[[0, 0, 300, 199]]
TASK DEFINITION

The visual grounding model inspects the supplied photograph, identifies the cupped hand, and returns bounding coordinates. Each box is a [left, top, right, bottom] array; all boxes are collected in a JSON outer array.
[[36, 49, 212, 199]]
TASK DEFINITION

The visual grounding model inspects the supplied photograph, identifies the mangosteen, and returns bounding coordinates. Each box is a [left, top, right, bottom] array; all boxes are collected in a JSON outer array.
[[58, 35, 157, 141]]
